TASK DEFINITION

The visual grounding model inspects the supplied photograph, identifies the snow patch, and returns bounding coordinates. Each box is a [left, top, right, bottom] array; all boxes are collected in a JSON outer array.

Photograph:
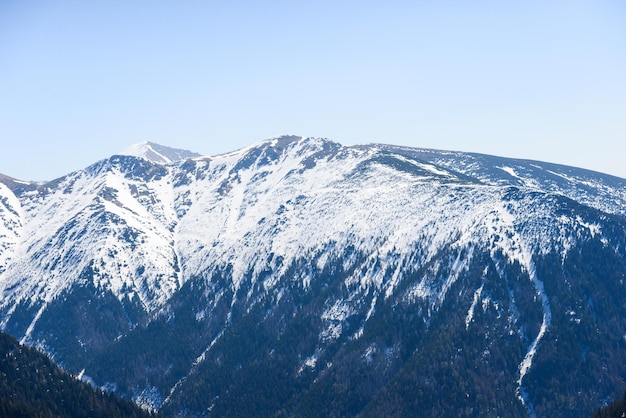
[[465, 284, 484, 328]]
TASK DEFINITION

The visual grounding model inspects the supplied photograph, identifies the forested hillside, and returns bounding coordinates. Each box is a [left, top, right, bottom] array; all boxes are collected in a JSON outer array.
[[594, 391, 626, 418], [0, 332, 159, 417]]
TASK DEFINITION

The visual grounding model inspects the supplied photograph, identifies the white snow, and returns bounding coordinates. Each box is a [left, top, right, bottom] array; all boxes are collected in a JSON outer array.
[[499, 166, 520, 179], [465, 284, 484, 328]]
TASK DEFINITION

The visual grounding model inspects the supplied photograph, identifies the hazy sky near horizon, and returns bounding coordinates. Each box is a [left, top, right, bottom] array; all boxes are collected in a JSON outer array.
[[1, 1, 625, 181]]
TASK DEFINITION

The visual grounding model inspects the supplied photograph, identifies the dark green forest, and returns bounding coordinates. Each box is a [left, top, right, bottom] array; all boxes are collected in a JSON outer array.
[[594, 391, 626, 418], [0, 332, 159, 418]]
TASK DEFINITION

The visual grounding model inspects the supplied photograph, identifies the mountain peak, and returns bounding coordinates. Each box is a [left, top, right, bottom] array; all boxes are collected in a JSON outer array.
[[119, 141, 202, 164]]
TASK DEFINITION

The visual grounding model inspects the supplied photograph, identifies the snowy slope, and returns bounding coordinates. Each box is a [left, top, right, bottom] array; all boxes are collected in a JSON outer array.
[[0, 134, 620, 319], [376, 144, 626, 216], [0, 182, 22, 275], [172, 138, 585, 303], [0, 157, 181, 342]]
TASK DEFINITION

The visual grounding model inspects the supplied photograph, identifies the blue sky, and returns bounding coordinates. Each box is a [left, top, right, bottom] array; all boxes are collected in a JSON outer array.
[[1, 1, 625, 181]]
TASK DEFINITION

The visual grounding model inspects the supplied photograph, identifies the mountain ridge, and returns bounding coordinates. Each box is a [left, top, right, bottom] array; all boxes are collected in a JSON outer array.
[[119, 141, 202, 165], [0, 135, 625, 416]]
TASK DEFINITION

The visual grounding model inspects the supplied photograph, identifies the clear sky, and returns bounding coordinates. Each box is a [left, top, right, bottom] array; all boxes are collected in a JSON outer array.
[[1, 0, 625, 181]]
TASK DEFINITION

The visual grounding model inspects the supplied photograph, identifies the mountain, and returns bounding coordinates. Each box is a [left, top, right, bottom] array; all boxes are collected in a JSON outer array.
[[0, 135, 625, 417], [120, 141, 201, 164], [0, 331, 160, 417]]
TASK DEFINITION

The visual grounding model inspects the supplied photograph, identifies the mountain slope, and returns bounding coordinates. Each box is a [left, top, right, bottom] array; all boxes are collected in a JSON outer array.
[[0, 331, 159, 417], [375, 144, 626, 216], [1, 136, 625, 417], [0, 181, 22, 276]]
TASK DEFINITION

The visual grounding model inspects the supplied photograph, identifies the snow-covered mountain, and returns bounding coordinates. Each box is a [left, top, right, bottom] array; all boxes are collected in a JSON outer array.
[[120, 140, 201, 164], [0, 136, 625, 417]]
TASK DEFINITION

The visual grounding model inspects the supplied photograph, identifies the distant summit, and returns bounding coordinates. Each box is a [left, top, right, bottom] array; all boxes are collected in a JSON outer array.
[[120, 141, 201, 164]]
